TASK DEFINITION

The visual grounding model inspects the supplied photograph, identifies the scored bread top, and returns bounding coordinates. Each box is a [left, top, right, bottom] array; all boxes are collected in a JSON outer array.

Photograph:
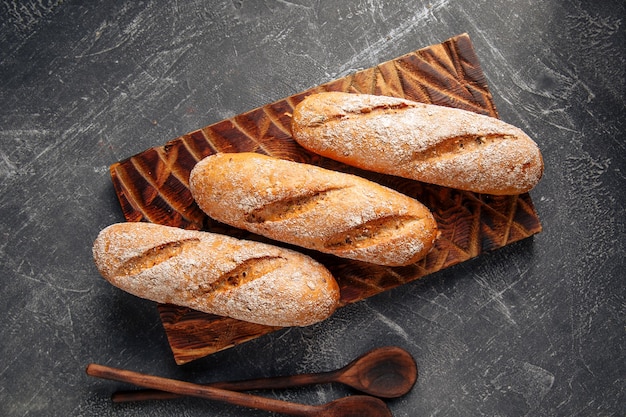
[[189, 152, 438, 266], [291, 92, 544, 195], [93, 222, 340, 327]]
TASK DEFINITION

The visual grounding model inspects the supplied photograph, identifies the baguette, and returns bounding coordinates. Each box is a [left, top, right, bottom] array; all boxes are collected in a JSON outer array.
[[291, 92, 543, 195], [189, 152, 438, 267], [92, 222, 340, 327]]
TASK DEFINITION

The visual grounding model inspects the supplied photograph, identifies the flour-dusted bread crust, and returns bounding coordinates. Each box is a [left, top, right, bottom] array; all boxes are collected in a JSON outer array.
[[291, 92, 544, 195], [93, 222, 340, 327], [189, 152, 438, 267]]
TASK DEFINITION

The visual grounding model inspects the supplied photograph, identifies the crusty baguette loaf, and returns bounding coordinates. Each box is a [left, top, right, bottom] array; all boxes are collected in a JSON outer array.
[[291, 92, 543, 195], [92, 222, 340, 327], [189, 152, 438, 267]]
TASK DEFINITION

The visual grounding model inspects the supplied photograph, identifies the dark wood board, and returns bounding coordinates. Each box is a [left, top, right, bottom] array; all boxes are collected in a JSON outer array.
[[109, 33, 542, 364]]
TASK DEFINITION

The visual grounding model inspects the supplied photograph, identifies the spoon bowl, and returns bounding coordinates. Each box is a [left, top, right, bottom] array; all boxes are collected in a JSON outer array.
[[335, 345, 418, 398], [319, 395, 393, 417]]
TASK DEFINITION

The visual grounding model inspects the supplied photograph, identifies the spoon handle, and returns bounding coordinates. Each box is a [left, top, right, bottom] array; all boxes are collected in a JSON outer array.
[[111, 369, 340, 403], [87, 363, 320, 417]]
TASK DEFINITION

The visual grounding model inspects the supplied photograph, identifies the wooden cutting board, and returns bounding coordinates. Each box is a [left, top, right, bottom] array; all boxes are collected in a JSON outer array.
[[109, 33, 542, 365]]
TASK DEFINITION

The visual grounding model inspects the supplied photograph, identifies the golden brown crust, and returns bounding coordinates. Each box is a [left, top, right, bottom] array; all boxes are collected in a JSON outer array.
[[189, 152, 438, 266], [92, 222, 340, 327], [291, 92, 544, 195]]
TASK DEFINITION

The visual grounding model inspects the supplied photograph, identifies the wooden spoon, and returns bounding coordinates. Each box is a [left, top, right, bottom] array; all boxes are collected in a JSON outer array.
[[112, 345, 417, 403], [86, 363, 392, 417]]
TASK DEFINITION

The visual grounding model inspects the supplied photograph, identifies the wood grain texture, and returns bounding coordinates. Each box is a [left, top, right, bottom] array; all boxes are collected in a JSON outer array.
[[109, 33, 542, 364]]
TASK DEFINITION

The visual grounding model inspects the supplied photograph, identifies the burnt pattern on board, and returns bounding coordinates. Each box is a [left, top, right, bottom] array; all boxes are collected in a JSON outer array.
[[109, 33, 541, 364]]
